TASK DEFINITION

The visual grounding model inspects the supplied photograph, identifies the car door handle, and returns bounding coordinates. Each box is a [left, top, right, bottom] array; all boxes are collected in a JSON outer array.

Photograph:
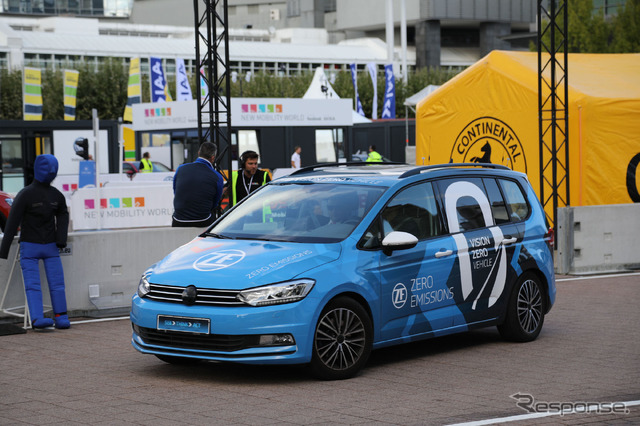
[[502, 237, 517, 245], [435, 249, 453, 258]]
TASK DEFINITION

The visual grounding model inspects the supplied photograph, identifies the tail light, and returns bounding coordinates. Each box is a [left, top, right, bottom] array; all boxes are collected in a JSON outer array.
[[544, 227, 554, 252]]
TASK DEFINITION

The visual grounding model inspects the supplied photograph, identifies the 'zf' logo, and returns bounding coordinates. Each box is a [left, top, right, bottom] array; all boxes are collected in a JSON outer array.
[[392, 283, 408, 309], [193, 250, 246, 271]]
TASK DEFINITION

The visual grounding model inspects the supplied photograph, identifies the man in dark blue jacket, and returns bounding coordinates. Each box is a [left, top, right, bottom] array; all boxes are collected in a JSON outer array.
[[172, 142, 224, 227], [0, 155, 70, 329]]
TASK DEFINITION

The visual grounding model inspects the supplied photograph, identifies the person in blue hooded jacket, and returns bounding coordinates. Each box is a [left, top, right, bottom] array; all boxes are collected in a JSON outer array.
[[0, 155, 70, 329]]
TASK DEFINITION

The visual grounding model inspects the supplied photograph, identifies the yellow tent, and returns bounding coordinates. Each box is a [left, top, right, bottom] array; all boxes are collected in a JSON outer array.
[[416, 50, 640, 209]]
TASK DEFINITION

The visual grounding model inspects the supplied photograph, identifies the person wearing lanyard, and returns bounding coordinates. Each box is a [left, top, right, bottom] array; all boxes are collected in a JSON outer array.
[[231, 150, 271, 205]]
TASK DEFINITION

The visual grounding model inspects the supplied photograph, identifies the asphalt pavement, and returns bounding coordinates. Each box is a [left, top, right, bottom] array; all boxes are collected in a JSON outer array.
[[0, 272, 639, 425]]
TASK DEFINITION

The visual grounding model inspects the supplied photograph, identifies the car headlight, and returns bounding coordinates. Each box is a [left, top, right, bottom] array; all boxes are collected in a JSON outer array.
[[237, 279, 315, 307], [137, 273, 151, 298]]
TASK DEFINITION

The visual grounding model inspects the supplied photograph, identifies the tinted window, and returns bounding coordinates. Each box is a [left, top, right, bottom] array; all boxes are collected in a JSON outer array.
[[358, 182, 442, 249], [455, 196, 486, 231], [382, 182, 442, 240], [483, 178, 509, 224], [437, 178, 491, 232], [499, 179, 529, 221]]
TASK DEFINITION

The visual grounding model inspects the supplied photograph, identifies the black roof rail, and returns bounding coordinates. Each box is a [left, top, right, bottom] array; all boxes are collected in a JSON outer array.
[[399, 163, 511, 178], [289, 161, 406, 176]]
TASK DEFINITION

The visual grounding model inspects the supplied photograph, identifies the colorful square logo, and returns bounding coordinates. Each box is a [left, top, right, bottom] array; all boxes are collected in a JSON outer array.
[[71, 184, 78, 191], [84, 199, 95, 210], [276, 104, 283, 113], [242, 104, 248, 113], [250, 104, 257, 113], [100, 199, 108, 209], [122, 198, 133, 208], [109, 198, 120, 208], [259, 104, 266, 113], [267, 105, 274, 113], [63, 184, 69, 192], [166, 108, 171, 116], [135, 197, 145, 207]]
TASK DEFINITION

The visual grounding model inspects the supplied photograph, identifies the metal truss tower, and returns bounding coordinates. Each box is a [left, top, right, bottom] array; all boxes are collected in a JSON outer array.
[[193, 0, 233, 208], [537, 0, 569, 230]]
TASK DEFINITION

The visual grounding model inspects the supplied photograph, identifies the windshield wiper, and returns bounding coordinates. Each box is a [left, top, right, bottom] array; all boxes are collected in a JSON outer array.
[[200, 232, 234, 239]]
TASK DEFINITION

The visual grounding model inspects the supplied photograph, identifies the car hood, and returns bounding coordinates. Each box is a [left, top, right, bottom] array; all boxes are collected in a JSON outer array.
[[149, 237, 342, 289]]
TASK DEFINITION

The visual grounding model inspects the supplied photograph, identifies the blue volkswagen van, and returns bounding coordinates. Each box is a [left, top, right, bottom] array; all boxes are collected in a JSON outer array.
[[131, 163, 555, 379]]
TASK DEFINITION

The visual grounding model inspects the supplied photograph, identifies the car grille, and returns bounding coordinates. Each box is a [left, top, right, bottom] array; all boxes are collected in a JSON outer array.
[[147, 283, 244, 306], [133, 324, 259, 352]]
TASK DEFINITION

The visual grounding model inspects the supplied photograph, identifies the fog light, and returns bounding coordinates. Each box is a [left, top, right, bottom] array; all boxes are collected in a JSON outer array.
[[258, 334, 295, 346]]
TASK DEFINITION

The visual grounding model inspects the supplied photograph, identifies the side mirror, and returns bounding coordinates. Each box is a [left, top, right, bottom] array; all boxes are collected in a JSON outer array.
[[382, 231, 418, 256]]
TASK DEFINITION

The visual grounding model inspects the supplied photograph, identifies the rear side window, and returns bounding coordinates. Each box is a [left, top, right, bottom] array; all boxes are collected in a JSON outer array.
[[483, 178, 509, 224], [499, 179, 529, 221], [438, 178, 489, 232]]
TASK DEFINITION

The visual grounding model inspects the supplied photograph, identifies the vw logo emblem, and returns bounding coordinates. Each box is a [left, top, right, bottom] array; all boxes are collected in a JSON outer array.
[[182, 285, 197, 305], [392, 283, 408, 309], [193, 249, 246, 271]]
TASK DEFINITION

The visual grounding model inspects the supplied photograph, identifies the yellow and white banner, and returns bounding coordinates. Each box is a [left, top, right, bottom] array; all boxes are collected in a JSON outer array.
[[123, 57, 141, 122], [23, 67, 43, 121], [63, 69, 79, 121]]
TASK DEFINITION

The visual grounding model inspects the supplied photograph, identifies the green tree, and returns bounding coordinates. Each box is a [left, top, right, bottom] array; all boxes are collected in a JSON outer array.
[[535, 0, 640, 53], [0, 69, 23, 119], [611, 0, 640, 52]]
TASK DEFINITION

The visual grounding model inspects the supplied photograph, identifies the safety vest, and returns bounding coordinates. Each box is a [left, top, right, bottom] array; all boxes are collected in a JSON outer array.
[[140, 158, 153, 173], [231, 170, 269, 205], [366, 151, 382, 163]]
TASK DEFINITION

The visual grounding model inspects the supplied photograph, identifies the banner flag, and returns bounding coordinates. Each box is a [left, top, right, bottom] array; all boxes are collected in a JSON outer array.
[[381, 64, 396, 119], [150, 57, 172, 103], [23, 67, 43, 121], [176, 58, 193, 101], [366, 62, 378, 119], [349, 63, 365, 117], [63, 69, 79, 121], [123, 57, 141, 122], [200, 67, 209, 100]]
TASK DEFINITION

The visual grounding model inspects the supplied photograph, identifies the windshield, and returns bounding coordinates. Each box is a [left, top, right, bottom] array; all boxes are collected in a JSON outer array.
[[209, 183, 387, 243]]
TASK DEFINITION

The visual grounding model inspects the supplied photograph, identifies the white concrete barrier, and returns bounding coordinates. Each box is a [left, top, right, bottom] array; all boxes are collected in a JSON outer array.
[[557, 204, 640, 274], [0, 227, 204, 319]]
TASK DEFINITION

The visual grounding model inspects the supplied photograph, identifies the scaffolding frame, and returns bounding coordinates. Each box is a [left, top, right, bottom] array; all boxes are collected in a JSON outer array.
[[537, 0, 570, 230], [193, 0, 233, 210]]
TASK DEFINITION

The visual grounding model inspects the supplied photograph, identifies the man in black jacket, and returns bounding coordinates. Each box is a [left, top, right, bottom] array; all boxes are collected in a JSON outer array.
[[0, 155, 70, 329], [172, 142, 224, 227]]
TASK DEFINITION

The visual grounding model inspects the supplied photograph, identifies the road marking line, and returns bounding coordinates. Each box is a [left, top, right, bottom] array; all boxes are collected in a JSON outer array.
[[557, 271, 640, 282], [446, 400, 640, 426]]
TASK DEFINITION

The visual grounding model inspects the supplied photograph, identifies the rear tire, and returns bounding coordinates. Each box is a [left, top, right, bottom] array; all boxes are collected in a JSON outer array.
[[309, 297, 372, 380], [498, 272, 546, 342]]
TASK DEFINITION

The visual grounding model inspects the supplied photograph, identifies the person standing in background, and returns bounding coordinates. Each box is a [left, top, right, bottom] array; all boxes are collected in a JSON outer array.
[[291, 146, 302, 169], [231, 150, 271, 205], [139, 152, 153, 173], [366, 145, 382, 163], [172, 142, 224, 227]]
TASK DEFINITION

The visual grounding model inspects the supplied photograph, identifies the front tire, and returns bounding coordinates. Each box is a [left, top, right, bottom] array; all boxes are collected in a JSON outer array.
[[498, 272, 546, 342], [309, 297, 372, 380]]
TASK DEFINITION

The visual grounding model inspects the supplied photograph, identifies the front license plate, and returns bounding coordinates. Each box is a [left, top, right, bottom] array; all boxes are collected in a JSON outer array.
[[157, 315, 210, 334]]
